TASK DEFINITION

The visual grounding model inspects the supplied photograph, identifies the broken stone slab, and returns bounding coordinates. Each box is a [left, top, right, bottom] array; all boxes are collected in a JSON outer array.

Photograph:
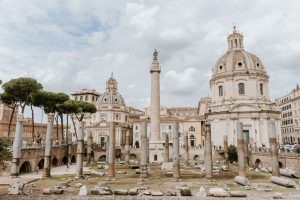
[[196, 186, 206, 198], [229, 191, 247, 197], [280, 168, 299, 178], [143, 191, 151, 195], [116, 170, 126, 174], [8, 183, 23, 195], [151, 191, 164, 196], [42, 188, 52, 195], [91, 188, 113, 195], [270, 176, 296, 188], [234, 176, 251, 186], [97, 165, 104, 169], [128, 188, 139, 195], [255, 184, 272, 192], [161, 162, 173, 171], [208, 188, 229, 197], [165, 189, 177, 196], [114, 189, 128, 195], [79, 185, 88, 195], [75, 183, 83, 188], [221, 165, 228, 171], [52, 186, 64, 195], [273, 192, 283, 199], [179, 187, 192, 196]]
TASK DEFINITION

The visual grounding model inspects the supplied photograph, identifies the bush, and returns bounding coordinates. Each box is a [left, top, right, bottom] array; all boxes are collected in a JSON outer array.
[[0, 136, 12, 168], [228, 145, 238, 162]]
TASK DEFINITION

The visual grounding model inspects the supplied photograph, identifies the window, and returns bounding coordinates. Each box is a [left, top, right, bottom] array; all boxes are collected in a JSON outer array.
[[168, 125, 172, 130], [238, 83, 245, 95], [260, 83, 263, 95], [80, 96, 83, 101], [219, 86, 223, 96], [85, 96, 88, 101]]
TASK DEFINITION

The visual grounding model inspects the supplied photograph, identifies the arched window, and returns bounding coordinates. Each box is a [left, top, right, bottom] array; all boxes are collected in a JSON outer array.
[[238, 83, 245, 95], [219, 85, 223, 96], [260, 83, 264, 95]]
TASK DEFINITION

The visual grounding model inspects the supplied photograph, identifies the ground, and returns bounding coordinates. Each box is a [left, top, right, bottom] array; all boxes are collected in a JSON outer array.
[[0, 162, 299, 199]]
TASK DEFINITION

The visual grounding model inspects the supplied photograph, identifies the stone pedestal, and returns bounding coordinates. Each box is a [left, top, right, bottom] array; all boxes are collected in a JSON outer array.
[[43, 113, 54, 178]]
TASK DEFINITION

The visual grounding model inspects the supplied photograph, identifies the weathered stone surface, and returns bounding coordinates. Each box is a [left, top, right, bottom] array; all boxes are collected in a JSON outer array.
[[179, 187, 192, 196], [42, 188, 52, 195], [270, 176, 296, 188], [135, 169, 140, 174], [196, 186, 206, 198], [128, 188, 139, 195], [58, 182, 69, 188], [83, 171, 91, 175], [208, 188, 229, 197], [52, 186, 64, 195], [255, 184, 272, 191], [229, 191, 247, 197], [91, 188, 113, 195], [143, 191, 151, 195], [8, 183, 22, 195], [79, 185, 88, 195], [165, 189, 177, 196], [221, 165, 228, 171], [273, 193, 283, 199], [234, 176, 251, 186], [97, 165, 104, 169], [114, 189, 128, 195], [116, 170, 126, 174], [151, 191, 164, 196], [75, 183, 83, 188], [161, 162, 173, 171]]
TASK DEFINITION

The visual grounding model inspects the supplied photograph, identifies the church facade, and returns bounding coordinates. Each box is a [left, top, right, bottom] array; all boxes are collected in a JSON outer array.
[[206, 28, 281, 149]]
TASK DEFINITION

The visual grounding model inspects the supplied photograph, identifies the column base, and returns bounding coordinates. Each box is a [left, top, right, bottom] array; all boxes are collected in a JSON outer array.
[[43, 168, 51, 178]]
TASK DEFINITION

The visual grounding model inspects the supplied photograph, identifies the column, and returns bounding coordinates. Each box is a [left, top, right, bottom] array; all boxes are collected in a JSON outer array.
[[140, 122, 148, 178], [204, 122, 213, 181], [163, 133, 169, 162], [172, 122, 180, 179], [107, 122, 116, 179], [106, 135, 110, 163], [86, 131, 92, 164], [268, 120, 280, 176], [11, 113, 24, 176], [183, 131, 189, 167], [243, 131, 249, 167], [237, 122, 246, 177], [67, 132, 72, 164], [223, 135, 229, 165], [146, 137, 150, 164], [42, 113, 54, 178], [75, 121, 84, 178], [125, 131, 130, 167]]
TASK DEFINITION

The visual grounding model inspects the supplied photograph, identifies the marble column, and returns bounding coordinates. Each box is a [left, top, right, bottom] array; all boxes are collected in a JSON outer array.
[[237, 122, 246, 177], [86, 131, 93, 164], [172, 122, 180, 179], [146, 137, 150, 164], [107, 122, 116, 179], [224, 135, 229, 165], [204, 122, 213, 181], [67, 132, 72, 164], [125, 131, 130, 167], [163, 133, 169, 162], [106, 135, 109, 163], [140, 122, 148, 178], [243, 132, 249, 167], [11, 113, 24, 177], [75, 121, 84, 178], [183, 131, 189, 167], [43, 113, 54, 178], [268, 120, 280, 176]]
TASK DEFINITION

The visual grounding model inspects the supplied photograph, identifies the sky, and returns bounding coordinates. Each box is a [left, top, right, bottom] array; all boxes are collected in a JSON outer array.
[[0, 0, 300, 118]]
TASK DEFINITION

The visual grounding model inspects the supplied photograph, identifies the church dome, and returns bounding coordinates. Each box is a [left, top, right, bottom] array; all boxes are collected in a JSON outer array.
[[97, 74, 126, 107], [212, 27, 267, 77]]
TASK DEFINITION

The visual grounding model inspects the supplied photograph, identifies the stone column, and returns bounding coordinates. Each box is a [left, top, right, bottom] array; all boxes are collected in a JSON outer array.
[[107, 122, 116, 179], [75, 121, 84, 178], [86, 131, 93, 164], [106, 135, 109, 163], [140, 122, 148, 178], [172, 122, 180, 179], [146, 137, 150, 164], [204, 122, 213, 181], [268, 120, 280, 176], [125, 131, 130, 167], [223, 135, 229, 165], [150, 50, 161, 142], [163, 133, 169, 162], [183, 131, 189, 167], [42, 113, 54, 178], [237, 122, 246, 177], [67, 132, 72, 164], [11, 113, 24, 177], [243, 132, 249, 167]]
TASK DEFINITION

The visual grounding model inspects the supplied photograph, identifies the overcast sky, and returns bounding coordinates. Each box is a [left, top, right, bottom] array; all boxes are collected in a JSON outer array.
[[0, 0, 299, 115]]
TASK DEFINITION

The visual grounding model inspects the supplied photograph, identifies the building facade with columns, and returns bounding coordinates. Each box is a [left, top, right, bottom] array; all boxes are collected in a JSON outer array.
[[205, 28, 281, 149]]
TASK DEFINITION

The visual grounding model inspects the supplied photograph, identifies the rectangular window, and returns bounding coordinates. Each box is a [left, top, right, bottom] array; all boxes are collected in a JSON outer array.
[[219, 86, 223, 96], [238, 83, 245, 95], [260, 83, 263, 95]]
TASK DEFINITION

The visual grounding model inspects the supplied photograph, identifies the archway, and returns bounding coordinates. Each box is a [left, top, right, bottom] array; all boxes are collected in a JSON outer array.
[[99, 155, 106, 162], [71, 155, 76, 163], [52, 157, 58, 167], [19, 161, 31, 174], [135, 141, 140, 148], [255, 159, 261, 168], [62, 156, 68, 165], [37, 159, 44, 169], [279, 161, 284, 168], [194, 155, 200, 160], [129, 154, 137, 160]]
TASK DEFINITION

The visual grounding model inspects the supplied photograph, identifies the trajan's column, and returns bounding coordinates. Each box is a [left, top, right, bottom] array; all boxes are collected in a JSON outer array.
[[149, 49, 163, 162]]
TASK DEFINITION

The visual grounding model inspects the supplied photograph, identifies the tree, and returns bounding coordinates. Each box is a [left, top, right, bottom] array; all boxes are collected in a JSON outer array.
[[0, 136, 12, 168], [54, 93, 69, 143], [0, 92, 18, 139]]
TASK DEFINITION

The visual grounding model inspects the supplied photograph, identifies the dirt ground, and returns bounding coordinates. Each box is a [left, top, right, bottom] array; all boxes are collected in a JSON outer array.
[[0, 163, 299, 200]]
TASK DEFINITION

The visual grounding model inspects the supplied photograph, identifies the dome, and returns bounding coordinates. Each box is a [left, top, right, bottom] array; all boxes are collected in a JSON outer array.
[[97, 73, 126, 107], [212, 27, 267, 77]]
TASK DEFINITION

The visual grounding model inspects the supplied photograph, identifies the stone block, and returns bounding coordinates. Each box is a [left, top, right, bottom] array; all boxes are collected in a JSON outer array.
[[179, 187, 192, 196], [151, 191, 164, 196], [128, 188, 139, 195], [42, 188, 52, 195], [79, 185, 88, 195], [114, 189, 128, 195]]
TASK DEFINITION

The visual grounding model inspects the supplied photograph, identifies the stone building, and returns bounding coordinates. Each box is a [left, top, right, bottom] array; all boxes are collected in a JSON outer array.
[[205, 27, 281, 149], [276, 84, 300, 144]]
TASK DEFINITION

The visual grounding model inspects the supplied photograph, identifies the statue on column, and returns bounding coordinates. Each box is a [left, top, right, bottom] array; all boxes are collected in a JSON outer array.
[[153, 49, 158, 60]]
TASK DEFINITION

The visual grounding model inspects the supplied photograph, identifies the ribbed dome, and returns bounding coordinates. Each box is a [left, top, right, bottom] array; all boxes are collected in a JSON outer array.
[[97, 73, 126, 107]]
